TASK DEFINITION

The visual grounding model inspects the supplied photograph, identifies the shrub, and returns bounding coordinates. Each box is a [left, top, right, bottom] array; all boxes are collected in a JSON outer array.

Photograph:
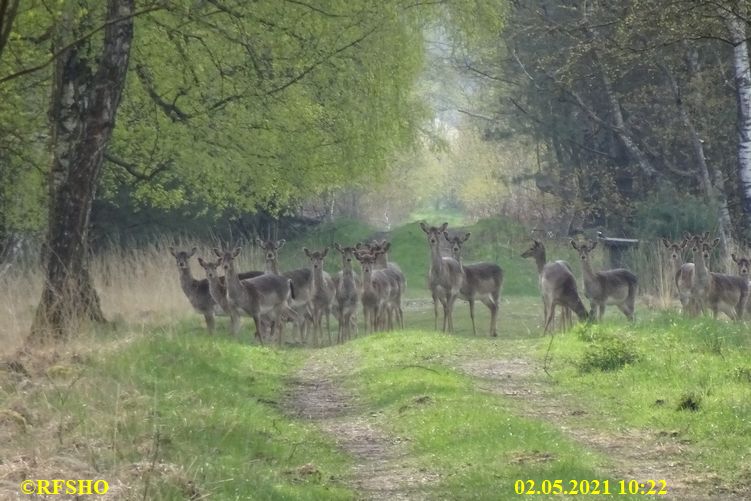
[[577, 334, 640, 373]]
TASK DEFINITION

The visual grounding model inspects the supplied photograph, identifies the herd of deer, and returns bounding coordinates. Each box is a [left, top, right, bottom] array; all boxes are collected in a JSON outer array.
[[168, 224, 747, 346]]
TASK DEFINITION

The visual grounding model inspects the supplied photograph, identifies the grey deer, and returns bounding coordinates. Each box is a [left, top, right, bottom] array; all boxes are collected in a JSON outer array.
[[443, 232, 503, 337], [357, 241, 404, 329], [303, 247, 336, 346], [355, 252, 393, 334], [215, 247, 298, 345], [571, 240, 638, 321], [256, 238, 313, 343], [689, 234, 748, 320], [521, 240, 588, 334], [169, 247, 261, 334], [332, 243, 360, 342], [419, 222, 464, 333], [662, 237, 696, 316]]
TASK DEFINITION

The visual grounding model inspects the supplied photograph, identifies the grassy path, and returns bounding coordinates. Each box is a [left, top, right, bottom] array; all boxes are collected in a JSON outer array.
[[285, 354, 438, 499]]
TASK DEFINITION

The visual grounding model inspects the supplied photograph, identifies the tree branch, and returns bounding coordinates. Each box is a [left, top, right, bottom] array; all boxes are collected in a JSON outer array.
[[0, 4, 163, 85]]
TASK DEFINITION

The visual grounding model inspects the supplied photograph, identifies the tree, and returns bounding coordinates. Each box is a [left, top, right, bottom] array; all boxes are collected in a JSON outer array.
[[30, 0, 135, 339]]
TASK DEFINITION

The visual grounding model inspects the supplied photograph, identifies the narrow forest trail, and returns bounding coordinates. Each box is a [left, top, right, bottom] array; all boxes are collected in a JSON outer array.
[[284, 354, 439, 500], [458, 357, 748, 501], [283, 324, 749, 500]]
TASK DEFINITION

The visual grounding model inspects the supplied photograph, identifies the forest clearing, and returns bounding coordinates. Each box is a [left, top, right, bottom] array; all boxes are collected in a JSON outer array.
[[4, 0, 751, 499]]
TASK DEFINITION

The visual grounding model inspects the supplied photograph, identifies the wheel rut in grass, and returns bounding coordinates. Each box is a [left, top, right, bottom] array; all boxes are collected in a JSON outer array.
[[459, 357, 748, 501], [285, 356, 438, 500]]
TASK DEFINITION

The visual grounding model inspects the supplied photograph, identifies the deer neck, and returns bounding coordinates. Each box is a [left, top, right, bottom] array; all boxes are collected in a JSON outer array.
[[430, 244, 445, 273], [178, 266, 196, 293], [312, 265, 324, 286], [581, 258, 596, 281], [534, 252, 546, 276], [224, 261, 243, 297], [265, 258, 279, 274], [453, 253, 464, 272], [342, 260, 354, 279], [361, 268, 375, 293], [694, 251, 709, 280]]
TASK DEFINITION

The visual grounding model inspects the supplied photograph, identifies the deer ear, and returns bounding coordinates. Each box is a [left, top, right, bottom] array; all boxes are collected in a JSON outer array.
[[198, 257, 206, 267], [334, 242, 343, 253], [680, 240, 688, 249], [188, 247, 197, 257], [232, 247, 241, 257], [463, 232, 471, 242], [419, 222, 429, 234], [440, 222, 448, 231], [303, 247, 311, 257], [732, 253, 739, 263], [255, 237, 264, 247], [276, 239, 285, 249], [168, 246, 177, 257], [570, 239, 578, 250], [443, 231, 451, 241], [382, 242, 391, 252], [712, 238, 720, 248], [589, 240, 598, 251], [212, 247, 222, 257], [662, 238, 670, 248], [322, 247, 328, 257]]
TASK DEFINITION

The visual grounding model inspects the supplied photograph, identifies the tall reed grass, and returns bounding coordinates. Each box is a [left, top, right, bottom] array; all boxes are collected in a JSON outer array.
[[0, 238, 264, 358]]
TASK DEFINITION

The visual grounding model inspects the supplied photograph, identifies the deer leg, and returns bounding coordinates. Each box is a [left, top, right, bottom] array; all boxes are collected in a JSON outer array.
[[204, 313, 215, 335], [468, 298, 477, 335], [481, 296, 498, 337], [432, 291, 439, 330], [326, 309, 332, 345], [598, 304, 605, 321], [543, 302, 555, 334], [447, 293, 458, 332], [252, 316, 264, 346], [230, 311, 240, 337]]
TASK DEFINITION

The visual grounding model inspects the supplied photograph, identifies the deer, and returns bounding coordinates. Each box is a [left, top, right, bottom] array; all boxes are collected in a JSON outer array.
[[521, 240, 588, 334], [303, 247, 336, 346], [354, 251, 393, 334], [357, 240, 404, 329], [731, 253, 750, 277], [690, 234, 748, 320], [419, 222, 464, 333], [256, 238, 313, 343], [662, 237, 696, 316], [197, 257, 241, 336], [332, 243, 360, 342], [214, 247, 298, 345], [443, 232, 503, 337], [571, 240, 638, 321], [169, 247, 261, 334]]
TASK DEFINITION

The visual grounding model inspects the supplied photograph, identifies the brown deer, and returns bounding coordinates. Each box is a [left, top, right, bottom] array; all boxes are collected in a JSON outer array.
[[256, 238, 312, 343], [662, 237, 696, 315], [419, 222, 464, 333], [690, 234, 748, 320], [356, 241, 404, 329], [303, 247, 336, 346], [332, 243, 360, 342], [521, 240, 588, 334], [355, 252, 393, 334], [443, 232, 503, 337], [169, 247, 261, 334], [215, 247, 298, 345], [571, 240, 638, 321]]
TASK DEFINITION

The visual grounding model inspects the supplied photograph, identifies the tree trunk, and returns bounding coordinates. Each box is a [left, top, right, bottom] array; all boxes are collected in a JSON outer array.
[[30, 0, 135, 341], [725, 6, 751, 235]]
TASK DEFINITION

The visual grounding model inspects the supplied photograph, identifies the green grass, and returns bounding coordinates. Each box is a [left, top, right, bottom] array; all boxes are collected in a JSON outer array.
[[537, 313, 751, 483], [324, 331, 646, 499], [6, 324, 353, 500]]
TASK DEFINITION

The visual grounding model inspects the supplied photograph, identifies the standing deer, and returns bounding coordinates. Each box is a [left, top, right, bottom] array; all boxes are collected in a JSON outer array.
[[690, 234, 748, 320], [169, 247, 261, 334], [332, 243, 360, 342], [197, 257, 240, 336], [256, 238, 312, 343], [662, 237, 696, 315], [521, 240, 588, 334], [356, 241, 404, 329], [419, 222, 464, 333], [571, 240, 638, 321], [443, 232, 503, 337], [215, 247, 298, 345], [303, 247, 336, 346], [355, 252, 392, 334]]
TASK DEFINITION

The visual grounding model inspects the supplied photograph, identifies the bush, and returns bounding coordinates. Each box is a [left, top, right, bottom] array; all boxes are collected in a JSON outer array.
[[577, 334, 640, 373]]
